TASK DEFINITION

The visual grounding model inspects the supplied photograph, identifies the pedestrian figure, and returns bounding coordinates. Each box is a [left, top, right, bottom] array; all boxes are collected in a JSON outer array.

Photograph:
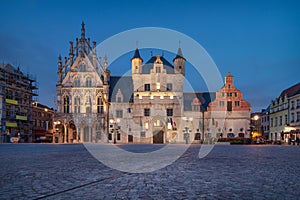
[[296, 137, 300, 146]]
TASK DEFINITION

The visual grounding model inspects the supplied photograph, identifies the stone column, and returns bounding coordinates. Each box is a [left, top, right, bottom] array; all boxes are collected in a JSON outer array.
[[64, 124, 67, 143], [80, 126, 84, 143], [89, 126, 92, 143]]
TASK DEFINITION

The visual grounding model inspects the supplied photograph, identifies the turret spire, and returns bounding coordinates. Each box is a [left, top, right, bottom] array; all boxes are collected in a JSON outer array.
[[131, 48, 143, 62], [173, 47, 185, 61]]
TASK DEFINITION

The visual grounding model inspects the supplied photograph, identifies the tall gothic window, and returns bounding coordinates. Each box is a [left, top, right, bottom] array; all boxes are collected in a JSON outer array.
[[74, 97, 80, 113], [85, 96, 91, 113], [97, 96, 104, 114], [86, 77, 92, 87], [74, 76, 80, 87], [63, 96, 70, 113]]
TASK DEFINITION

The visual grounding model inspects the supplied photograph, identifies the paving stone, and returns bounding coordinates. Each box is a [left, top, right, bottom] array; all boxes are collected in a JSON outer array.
[[0, 144, 300, 199]]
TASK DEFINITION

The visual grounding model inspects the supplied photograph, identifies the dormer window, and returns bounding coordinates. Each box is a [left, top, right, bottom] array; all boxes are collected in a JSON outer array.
[[156, 66, 161, 73]]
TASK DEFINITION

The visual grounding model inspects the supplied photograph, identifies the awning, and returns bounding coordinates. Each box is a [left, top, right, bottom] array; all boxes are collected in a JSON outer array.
[[34, 131, 53, 137], [33, 131, 47, 136]]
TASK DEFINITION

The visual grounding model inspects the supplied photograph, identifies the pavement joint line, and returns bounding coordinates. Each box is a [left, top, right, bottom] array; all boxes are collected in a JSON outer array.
[[33, 172, 127, 200]]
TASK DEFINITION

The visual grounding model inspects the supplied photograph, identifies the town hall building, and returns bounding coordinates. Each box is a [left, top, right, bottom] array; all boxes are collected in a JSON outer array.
[[54, 23, 251, 144]]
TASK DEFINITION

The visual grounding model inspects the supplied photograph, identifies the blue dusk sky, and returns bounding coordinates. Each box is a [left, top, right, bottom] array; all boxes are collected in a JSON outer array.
[[0, 0, 299, 112]]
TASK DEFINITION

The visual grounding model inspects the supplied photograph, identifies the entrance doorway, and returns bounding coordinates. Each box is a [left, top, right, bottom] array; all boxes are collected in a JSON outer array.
[[153, 130, 164, 144], [128, 135, 133, 143], [83, 126, 90, 142]]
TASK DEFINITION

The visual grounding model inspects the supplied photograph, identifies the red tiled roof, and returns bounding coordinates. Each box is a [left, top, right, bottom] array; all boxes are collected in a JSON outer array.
[[279, 82, 300, 98]]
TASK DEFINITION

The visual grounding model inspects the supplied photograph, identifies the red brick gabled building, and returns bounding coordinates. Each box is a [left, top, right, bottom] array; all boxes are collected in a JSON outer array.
[[207, 72, 251, 138]]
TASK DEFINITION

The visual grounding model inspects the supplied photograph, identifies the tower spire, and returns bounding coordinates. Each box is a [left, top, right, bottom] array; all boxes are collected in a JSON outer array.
[[173, 46, 185, 61], [131, 48, 143, 62]]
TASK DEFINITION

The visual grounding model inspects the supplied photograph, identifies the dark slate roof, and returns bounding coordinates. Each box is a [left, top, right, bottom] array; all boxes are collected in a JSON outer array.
[[173, 47, 185, 61], [109, 76, 134, 102], [183, 92, 216, 111], [131, 48, 143, 61], [142, 56, 174, 74], [279, 82, 300, 98]]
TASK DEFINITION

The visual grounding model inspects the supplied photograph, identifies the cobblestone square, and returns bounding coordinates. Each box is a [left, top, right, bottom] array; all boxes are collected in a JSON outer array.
[[0, 144, 299, 199]]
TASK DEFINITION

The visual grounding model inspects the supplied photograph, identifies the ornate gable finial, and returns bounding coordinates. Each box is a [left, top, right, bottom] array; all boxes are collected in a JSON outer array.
[[81, 21, 85, 39]]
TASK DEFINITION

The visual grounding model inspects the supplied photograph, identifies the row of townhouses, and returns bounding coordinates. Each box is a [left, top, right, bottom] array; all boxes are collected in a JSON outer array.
[[251, 83, 300, 143], [54, 22, 251, 144]]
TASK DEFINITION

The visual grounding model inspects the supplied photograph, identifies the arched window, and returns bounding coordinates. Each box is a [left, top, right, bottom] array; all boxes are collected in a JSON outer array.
[[63, 96, 70, 113], [74, 97, 80, 113], [227, 133, 235, 138], [86, 77, 92, 87]]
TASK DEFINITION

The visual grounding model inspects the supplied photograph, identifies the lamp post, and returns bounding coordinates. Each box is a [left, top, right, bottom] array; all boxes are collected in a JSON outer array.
[[182, 117, 193, 144], [201, 106, 205, 144], [109, 119, 115, 144], [251, 114, 260, 143], [110, 118, 120, 144]]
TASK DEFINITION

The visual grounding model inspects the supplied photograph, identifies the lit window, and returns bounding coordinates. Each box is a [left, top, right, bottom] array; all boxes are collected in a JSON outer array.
[[154, 119, 161, 127], [63, 96, 70, 113], [74, 97, 81, 113], [156, 83, 160, 90]]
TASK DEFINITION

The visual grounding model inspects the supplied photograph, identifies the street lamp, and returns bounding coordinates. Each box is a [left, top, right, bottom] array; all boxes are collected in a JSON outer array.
[[110, 118, 120, 144], [201, 106, 205, 144], [182, 117, 193, 144]]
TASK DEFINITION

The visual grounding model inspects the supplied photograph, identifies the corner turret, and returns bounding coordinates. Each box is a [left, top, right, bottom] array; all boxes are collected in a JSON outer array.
[[131, 48, 143, 74], [173, 47, 185, 75]]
